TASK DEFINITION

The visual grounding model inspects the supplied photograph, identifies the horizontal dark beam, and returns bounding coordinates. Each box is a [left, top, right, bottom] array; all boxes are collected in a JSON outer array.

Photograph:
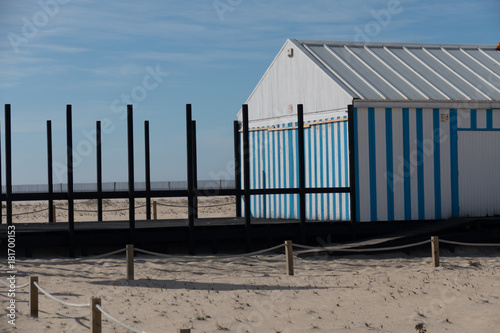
[[3, 186, 350, 202]]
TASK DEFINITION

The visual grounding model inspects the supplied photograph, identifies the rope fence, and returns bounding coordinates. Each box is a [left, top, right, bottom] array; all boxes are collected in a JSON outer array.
[[2, 199, 236, 220], [0, 278, 29, 289], [0, 237, 498, 331], [156, 201, 235, 208], [95, 304, 148, 333], [134, 243, 285, 260], [33, 281, 90, 308]]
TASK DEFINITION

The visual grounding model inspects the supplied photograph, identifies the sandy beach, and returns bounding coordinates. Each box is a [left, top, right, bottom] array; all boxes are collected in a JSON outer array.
[[1, 196, 236, 224], [1, 198, 499, 332], [1, 247, 499, 332]]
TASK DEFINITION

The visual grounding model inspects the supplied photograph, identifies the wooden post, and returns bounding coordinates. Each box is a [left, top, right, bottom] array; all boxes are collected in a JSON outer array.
[[153, 201, 157, 220], [90, 297, 101, 333], [47, 120, 54, 223], [297, 105, 306, 243], [126, 244, 134, 280], [127, 105, 135, 245], [66, 105, 75, 257], [431, 236, 439, 267], [179, 329, 191, 333], [29, 276, 38, 317], [285, 240, 294, 276], [144, 121, 151, 221], [186, 104, 195, 255]]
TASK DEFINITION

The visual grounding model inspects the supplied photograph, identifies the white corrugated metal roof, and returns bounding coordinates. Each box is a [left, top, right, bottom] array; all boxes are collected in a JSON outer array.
[[292, 39, 500, 102]]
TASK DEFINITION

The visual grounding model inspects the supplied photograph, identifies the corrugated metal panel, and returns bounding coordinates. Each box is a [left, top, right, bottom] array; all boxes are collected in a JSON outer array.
[[354, 107, 454, 222], [458, 131, 500, 217], [242, 117, 350, 221], [295, 40, 500, 102], [353, 107, 500, 222]]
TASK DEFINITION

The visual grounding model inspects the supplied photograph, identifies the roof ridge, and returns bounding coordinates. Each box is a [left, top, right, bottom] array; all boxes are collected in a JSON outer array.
[[295, 40, 498, 49]]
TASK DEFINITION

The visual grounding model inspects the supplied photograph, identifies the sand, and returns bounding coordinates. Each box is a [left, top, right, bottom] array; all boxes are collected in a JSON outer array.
[[1, 198, 499, 332], [1, 196, 236, 223]]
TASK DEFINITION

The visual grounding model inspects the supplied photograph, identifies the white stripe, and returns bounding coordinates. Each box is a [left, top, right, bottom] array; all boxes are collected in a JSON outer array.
[[439, 109, 452, 219], [392, 108, 405, 220], [409, 108, 419, 220], [375, 108, 388, 221], [477, 109, 487, 128], [422, 109, 435, 219], [356, 108, 371, 221]]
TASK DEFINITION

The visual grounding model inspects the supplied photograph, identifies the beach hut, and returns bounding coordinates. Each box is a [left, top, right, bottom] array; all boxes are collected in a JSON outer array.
[[237, 39, 500, 222]]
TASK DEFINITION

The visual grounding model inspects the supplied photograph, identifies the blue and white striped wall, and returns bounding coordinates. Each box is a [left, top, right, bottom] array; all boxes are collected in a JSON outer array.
[[241, 116, 350, 221], [353, 107, 500, 222]]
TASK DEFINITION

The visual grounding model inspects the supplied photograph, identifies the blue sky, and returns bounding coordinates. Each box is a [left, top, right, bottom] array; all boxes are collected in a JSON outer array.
[[0, 0, 499, 185]]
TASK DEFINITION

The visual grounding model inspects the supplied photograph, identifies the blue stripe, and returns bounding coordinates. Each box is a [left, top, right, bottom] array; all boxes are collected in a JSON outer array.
[[416, 108, 425, 220], [433, 109, 442, 220], [450, 109, 459, 218], [283, 124, 290, 219], [344, 120, 349, 220], [266, 131, 271, 218], [319, 123, 324, 220], [251, 131, 256, 215], [385, 108, 394, 221], [314, 125, 319, 219], [288, 125, 294, 219], [272, 130, 276, 218], [470, 109, 477, 129], [325, 122, 331, 219], [295, 126, 300, 219], [256, 130, 261, 216], [368, 108, 377, 221], [262, 131, 267, 218], [487, 109, 493, 129], [458, 128, 500, 131], [403, 108, 411, 220], [307, 125, 312, 219], [276, 127, 281, 218], [334, 120, 340, 220], [353, 108, 360, 222]]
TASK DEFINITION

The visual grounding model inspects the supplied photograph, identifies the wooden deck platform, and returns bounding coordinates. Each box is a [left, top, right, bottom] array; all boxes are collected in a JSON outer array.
[[2, 216, 498, 257]]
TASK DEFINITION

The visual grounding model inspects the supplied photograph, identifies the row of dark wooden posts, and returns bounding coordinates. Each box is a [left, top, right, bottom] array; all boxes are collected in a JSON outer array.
[[1, 104, 356, 256]]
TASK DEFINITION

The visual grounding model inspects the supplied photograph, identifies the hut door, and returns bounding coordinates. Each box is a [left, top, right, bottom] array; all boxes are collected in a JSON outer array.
[[457, 131, 500, 217]]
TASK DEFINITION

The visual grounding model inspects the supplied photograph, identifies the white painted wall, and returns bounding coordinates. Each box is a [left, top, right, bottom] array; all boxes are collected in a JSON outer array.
[[238, 39, 353, 127]]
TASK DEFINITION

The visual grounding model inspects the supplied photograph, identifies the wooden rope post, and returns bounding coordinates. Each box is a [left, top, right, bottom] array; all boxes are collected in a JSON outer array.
[[179, 329, 191, 333], [285, 240, 294, 276], [29, 276, 38, 317], [153, 201, 157, 220], [431, 236, 439, 267], [53, 205, 56, 223], [126, 244, 134, 280], [90, 297, 101, 333]]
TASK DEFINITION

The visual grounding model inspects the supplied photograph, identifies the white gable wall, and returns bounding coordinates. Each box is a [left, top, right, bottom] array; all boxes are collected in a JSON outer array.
[[239, 39, 353, 127]]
